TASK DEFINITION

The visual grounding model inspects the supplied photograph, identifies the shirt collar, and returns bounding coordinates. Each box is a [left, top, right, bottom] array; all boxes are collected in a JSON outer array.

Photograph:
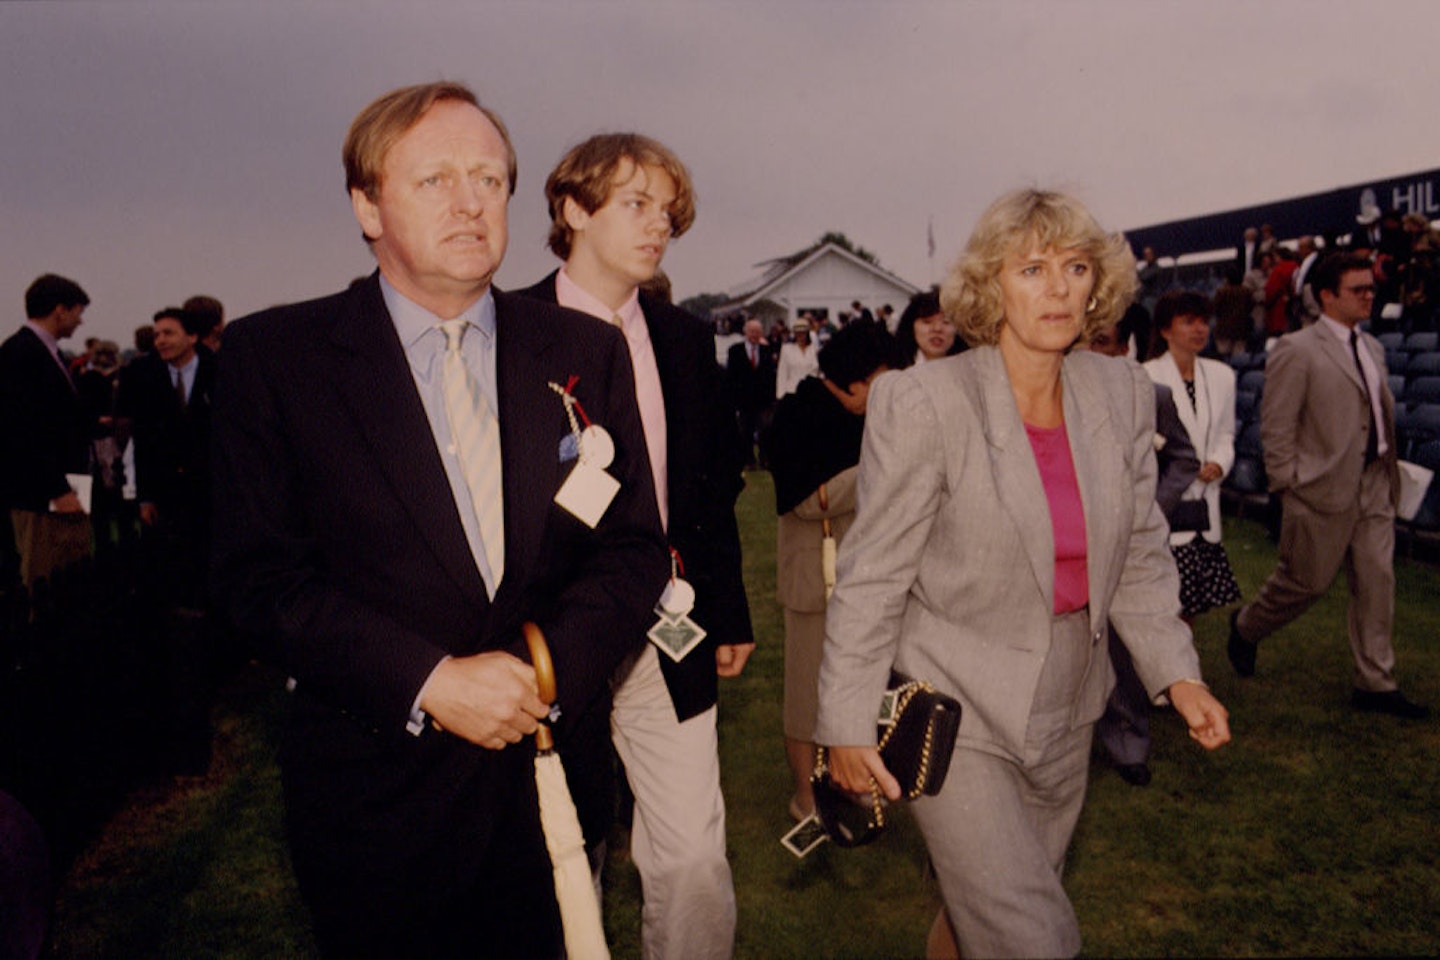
[[555, 266, 642, 332], [380, 274, 494, 349], [1319, 313, 1359, 343], [24, 320, 62, 359]]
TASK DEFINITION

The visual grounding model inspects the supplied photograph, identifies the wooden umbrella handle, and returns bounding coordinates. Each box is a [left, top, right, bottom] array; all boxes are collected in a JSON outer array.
[[522, 622, 557, 751]]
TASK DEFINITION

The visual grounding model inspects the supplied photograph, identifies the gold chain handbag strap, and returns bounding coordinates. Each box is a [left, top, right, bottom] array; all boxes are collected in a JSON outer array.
[[876, 680, 941, 800]]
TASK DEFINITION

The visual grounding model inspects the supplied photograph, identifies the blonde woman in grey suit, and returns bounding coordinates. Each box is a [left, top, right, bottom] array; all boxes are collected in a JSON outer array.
[[816, 189, 1231, 959]]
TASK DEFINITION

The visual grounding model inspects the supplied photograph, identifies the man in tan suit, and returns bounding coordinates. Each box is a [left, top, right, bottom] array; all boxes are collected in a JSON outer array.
[[1229, 253, 1428, 719]]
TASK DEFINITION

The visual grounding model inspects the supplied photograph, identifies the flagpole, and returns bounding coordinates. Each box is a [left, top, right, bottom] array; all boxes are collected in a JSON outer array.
[[926, 215, 936, 286]]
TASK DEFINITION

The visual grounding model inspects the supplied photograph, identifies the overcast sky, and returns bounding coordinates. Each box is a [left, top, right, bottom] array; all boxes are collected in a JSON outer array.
[[5, 0, 1439, 346]]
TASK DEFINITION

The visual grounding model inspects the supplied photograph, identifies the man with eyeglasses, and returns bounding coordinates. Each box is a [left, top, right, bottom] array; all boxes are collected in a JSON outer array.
[[1229, 253, 1428, 719]]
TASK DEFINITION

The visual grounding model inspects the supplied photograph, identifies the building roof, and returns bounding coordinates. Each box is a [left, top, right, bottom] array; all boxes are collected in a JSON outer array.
[[714, 240, 920, 315]]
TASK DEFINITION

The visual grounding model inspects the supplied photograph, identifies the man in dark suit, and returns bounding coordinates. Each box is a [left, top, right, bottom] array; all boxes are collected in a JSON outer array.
[[120, 307, 216, 601], [519, 132, 753, 960], [1230, 253, 1427, 719], [725, 318, 775, 467], [117, 306, 220, 772], [211, 82, 669, 959], [1235, 226, 1260, 278], [0, 274, 92, 589]]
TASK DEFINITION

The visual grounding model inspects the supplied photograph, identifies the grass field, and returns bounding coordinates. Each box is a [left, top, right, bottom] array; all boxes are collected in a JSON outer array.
[[50, 472, 1440, 958]]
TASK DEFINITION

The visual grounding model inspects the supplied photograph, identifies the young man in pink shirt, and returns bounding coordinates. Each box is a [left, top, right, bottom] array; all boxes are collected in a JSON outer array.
[[519, 133, 753, 960]]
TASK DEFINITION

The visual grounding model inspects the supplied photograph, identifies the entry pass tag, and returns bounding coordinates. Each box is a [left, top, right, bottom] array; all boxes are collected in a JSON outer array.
[[780, 812, 830, 859], [549, 378, 621, 528], [648, 610, 707, 663], [555, 461, 620, 529], [648, 549, 704, 662]]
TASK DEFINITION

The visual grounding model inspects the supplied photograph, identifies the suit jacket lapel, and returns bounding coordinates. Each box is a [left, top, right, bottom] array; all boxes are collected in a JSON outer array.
[[1313, 322, 1366, 396], [329, 275, 488, 606], [1152, 353, 1203, 455], [493, 289, 563, 613], [1061, 357, 1120, 632], [976, 348, 1055, 610]]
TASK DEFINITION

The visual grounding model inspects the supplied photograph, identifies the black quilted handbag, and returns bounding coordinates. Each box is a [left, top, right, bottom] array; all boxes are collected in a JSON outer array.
[[812, 672, 961, 846]]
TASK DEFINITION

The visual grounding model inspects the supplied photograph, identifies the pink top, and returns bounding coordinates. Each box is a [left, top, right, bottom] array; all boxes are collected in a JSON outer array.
[[1024, 422, 1088, 614]]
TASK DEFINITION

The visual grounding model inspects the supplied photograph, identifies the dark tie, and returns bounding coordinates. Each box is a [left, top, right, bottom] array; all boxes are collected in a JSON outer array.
[[174, 367, 187, 409], [1350, 331, 1379, 464]]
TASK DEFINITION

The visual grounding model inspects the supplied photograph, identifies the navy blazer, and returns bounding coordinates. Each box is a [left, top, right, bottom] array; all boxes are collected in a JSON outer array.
[[0, 326, 88, 512], [118, 348, 217, 510], [517, 272, 753, 851], [210, 273, 669, 937], [518, 272, 753, 718]]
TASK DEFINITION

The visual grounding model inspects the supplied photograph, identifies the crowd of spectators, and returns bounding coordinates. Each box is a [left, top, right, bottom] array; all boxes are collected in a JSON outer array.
[[5, 196, 1435, 956], [1, 276, 234, 953]]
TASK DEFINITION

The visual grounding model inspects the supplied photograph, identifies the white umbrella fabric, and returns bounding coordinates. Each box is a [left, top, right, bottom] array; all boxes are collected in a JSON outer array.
[[819, 482, 837, 600], [523, 622, 611, 960]]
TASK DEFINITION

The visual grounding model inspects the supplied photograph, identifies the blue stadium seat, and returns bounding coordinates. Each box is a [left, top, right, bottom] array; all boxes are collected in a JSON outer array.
[[1406, 352, 1440, 380], [1225, 456, 1267, 495], [1387, 350, 1409, 376], [1238, 369, 1266, 396], [1378, 332, 1405, 352], [1404, 440, 1440, 532], [1388, 375, 1407, 400], [1398, 403, 1440, 459], [1405, 377, 1440, 406], [1235, 390, 1259, 427], [1236, 420, 1265, 459], [1404, 331, 1439, 354], [1228, 352, 1252, 372]]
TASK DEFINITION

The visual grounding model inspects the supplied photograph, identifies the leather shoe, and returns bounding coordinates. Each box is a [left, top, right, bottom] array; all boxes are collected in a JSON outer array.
[[1227, 609, 1256, 678], [1351, 688, 1430, 719], [1116, 763, 1152, 787]]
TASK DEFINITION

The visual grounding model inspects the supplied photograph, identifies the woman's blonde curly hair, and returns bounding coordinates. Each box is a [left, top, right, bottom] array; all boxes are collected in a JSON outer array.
[[940, 189, 1137, 348]]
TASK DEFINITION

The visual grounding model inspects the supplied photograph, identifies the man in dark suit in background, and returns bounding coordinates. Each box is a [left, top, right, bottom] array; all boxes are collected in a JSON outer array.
[[0, 274, 92, 589], [211, 82, 668, 958], [121, 307, 216, 601], [182, 294, 225, 354], [519, 132, 753, 960], [118, 305, 220, 772], [726, 317, 775, 467]]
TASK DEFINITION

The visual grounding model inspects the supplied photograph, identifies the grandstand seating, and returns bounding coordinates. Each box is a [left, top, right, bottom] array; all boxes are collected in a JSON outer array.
[[1404, 377, 1440, 406], [1404, 331, 1439, 354], [1404, 440, 1440, 532], [1235, 390, 1258, 427], [1404, 352, 1440, 380], [1238, 369, 1266, 397], [1398, 403, 1440, 458]]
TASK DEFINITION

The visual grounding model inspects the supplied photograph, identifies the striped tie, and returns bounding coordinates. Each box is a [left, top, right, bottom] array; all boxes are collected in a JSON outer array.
[[439, 319, 504, 593]]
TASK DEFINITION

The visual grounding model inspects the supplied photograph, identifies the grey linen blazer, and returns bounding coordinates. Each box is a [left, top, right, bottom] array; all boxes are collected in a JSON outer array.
[[815, 346, 1202, 763]]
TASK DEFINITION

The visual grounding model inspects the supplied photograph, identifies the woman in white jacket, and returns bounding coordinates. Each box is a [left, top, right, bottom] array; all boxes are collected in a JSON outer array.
[[1144, 289, 1242, 619]]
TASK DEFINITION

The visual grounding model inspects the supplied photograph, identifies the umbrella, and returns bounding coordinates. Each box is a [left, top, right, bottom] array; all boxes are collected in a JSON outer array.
[[523, 622, 611, 960], [818, 482, 837, 600]]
